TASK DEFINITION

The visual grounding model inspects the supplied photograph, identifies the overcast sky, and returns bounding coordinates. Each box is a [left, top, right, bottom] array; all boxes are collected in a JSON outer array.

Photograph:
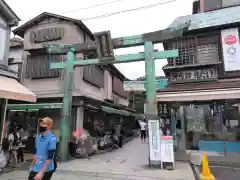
[[6, 0, 193, 80]]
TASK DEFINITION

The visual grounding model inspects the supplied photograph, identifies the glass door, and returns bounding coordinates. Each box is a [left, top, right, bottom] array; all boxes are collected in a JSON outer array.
[[184, 105, 210, 150]]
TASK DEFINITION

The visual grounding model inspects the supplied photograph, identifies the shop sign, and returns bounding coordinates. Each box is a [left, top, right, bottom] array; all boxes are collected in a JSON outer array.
[[221, 28, 240, 71], [30, 27, 65, 43], [7, 103, 63, 111], [170, 68, 217, 82], [160, 136, 174, 167], [148, 120, 161, 162]]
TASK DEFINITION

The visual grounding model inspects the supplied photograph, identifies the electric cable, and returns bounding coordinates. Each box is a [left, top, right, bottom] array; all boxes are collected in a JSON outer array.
[[60, 0, 127, 14], [81, 0, 179, 21]]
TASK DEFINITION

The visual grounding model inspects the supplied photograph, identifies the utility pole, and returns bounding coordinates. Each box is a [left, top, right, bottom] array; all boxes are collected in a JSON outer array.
[[45, 30, 179, 163]]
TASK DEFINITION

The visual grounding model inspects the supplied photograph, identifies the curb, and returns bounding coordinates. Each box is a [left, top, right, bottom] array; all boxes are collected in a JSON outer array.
[[190, 164, 200, 180]]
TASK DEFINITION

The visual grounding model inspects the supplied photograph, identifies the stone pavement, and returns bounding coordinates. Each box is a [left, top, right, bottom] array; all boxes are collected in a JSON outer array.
[[0, 138, 195, 180]]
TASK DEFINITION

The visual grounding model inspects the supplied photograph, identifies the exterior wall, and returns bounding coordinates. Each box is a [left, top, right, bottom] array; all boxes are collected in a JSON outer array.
[[23, 22, 85, 50], [8, 47, 23, 73], [0, 14, 11, 67], [73, 66, 105, 101], [104, 69, 129, 106], [21, 22, 85, 97]]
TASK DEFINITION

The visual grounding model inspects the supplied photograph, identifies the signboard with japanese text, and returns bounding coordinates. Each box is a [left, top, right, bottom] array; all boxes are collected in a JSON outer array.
[[221, 28, 240, 71], [148, 120, 161, 162], [160, 136, 174, 167]]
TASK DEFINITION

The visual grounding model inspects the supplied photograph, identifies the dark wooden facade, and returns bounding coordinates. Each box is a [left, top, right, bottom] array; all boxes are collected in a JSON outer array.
[[83, 65, 104, 88], [26, 52, 63, 79], [163, 31, 223, 84], [112, 76, 128, 98]]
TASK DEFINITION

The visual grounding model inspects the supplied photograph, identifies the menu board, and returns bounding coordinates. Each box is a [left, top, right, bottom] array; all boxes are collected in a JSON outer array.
[[160, 136, 175, 168], [148, 120, 161, 162]]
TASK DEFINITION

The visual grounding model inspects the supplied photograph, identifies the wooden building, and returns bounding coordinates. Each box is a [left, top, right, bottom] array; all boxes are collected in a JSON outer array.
[[157, 1, 240, 153], [9, 12, 134, 140]]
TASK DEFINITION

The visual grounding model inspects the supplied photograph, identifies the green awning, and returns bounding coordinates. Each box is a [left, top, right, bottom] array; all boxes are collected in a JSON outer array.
[[7, 103, 62, 111], [101, 106, 131, 116]]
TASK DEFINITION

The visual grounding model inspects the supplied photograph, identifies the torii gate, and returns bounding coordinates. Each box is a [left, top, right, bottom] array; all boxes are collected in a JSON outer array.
[[44, 26, 185, 164]]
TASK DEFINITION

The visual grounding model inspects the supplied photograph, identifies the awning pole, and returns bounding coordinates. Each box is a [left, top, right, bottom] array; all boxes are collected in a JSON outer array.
[[1, 99, 8, 144]]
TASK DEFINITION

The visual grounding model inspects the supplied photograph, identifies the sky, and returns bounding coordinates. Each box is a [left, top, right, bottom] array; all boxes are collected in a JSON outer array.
[[5, 0, 193, 80]]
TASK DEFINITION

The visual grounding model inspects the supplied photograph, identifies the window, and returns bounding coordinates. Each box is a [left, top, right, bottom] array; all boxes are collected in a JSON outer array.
[[26, 54, 62, 78], [83, 65, 104, 88], [222, 0, 240, 8], [197, 44, 219, 64], [183, 102, 240, 152], [202, 0, 222, 12], [0, 28, 6, 61]]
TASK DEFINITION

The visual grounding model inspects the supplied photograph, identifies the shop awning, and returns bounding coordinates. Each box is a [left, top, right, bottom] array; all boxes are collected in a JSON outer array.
[[157, 88, 240, 102], [0, 75, 36, 102], [7, 103, 62, 111], [101, 106, 131, 116]]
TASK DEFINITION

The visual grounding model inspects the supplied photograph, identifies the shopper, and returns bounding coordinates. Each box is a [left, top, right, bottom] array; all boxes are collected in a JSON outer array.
[[138, 118, 147, 143], [28, 117, 57, 180], [8, 127, 20, 167], [17, 126, 24, 163]]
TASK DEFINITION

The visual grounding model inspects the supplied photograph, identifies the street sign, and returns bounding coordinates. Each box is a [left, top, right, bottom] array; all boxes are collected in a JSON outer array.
[[94, 31, 114, 61], [148, 120, 161, 162], [160, 136, 175, 169], [123, 79, 168, 91], [124, 81, 145, 91]]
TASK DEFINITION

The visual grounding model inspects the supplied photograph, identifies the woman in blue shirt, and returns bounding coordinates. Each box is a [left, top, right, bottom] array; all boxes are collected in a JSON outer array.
[[28, 117, 57, 180]]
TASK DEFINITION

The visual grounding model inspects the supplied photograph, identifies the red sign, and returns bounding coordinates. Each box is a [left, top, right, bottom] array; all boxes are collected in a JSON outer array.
[[224, 35, 237, 45]]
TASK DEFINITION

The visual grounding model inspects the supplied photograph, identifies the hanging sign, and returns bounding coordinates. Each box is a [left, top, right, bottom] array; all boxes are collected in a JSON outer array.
[[221, 28, 240, 71], [148, 120, 161, 162], [160, 136, 174, 168]]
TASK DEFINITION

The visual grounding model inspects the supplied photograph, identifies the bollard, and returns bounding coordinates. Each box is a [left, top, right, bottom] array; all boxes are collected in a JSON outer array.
[[200, 152, 215, 180]]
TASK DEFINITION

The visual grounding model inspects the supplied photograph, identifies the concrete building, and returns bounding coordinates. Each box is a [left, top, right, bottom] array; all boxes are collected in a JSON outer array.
[[9, 12, 134, 142], [157, 0, 240, 154], [0, 0, 36, 142]]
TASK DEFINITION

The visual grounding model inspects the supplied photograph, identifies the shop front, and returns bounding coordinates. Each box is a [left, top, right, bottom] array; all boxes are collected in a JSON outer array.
[[157, 87, 240, 154], [5, 103, 62, 153], [0, 75, 37, 143]]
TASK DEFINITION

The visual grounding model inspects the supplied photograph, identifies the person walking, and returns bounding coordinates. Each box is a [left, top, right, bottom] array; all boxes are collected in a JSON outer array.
[[138, 118, 147, 143], [28, 117, 57, 180], [8, 127, 20, 167], [17, 126, 25, 164]]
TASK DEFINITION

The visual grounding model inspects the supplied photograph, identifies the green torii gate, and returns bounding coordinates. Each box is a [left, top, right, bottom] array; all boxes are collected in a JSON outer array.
[[45, 29, 180, 163]]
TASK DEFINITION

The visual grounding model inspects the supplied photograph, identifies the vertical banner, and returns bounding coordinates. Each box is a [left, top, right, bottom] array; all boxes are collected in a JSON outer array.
[[221, 28, 240, 71], [148, 120, 161, 161]]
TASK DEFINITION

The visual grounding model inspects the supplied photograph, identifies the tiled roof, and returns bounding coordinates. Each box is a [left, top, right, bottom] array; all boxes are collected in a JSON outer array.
[[169, 6, 240, 31]]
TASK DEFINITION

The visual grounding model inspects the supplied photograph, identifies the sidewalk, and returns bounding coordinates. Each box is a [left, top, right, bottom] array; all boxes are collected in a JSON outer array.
[[0, 138, 196, 180]]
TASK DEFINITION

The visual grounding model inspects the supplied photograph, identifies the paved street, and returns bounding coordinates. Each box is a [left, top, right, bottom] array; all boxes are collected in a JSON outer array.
[[201, 164, 240, 180], [0, 138, 195, 180]]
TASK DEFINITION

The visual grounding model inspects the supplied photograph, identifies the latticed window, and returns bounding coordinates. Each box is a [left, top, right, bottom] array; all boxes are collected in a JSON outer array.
[[166, 33, 220, 66]]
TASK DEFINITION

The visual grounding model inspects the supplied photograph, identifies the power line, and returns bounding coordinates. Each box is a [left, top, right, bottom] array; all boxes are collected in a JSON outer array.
[[60, 0, 127, 14], [81, 0, 179, 21]]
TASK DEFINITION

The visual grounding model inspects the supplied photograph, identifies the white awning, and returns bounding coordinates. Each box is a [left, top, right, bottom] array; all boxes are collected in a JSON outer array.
[[0, 75, 36, 102], [157, 88, 240, 102]]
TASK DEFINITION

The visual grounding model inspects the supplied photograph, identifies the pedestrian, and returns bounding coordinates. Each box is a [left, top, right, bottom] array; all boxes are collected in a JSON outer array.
[[115, 120, 124, 148], [8, 127, 20, 167], [28, 117, 57, 180], [17, 126, 24, 164], [138, 118, 147, 143]]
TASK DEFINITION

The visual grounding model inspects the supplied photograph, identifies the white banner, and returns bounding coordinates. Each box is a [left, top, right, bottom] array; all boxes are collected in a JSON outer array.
[[160, 136, 174, 163], [148, 120, 161, 161], [221, 28, 240, 71]]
